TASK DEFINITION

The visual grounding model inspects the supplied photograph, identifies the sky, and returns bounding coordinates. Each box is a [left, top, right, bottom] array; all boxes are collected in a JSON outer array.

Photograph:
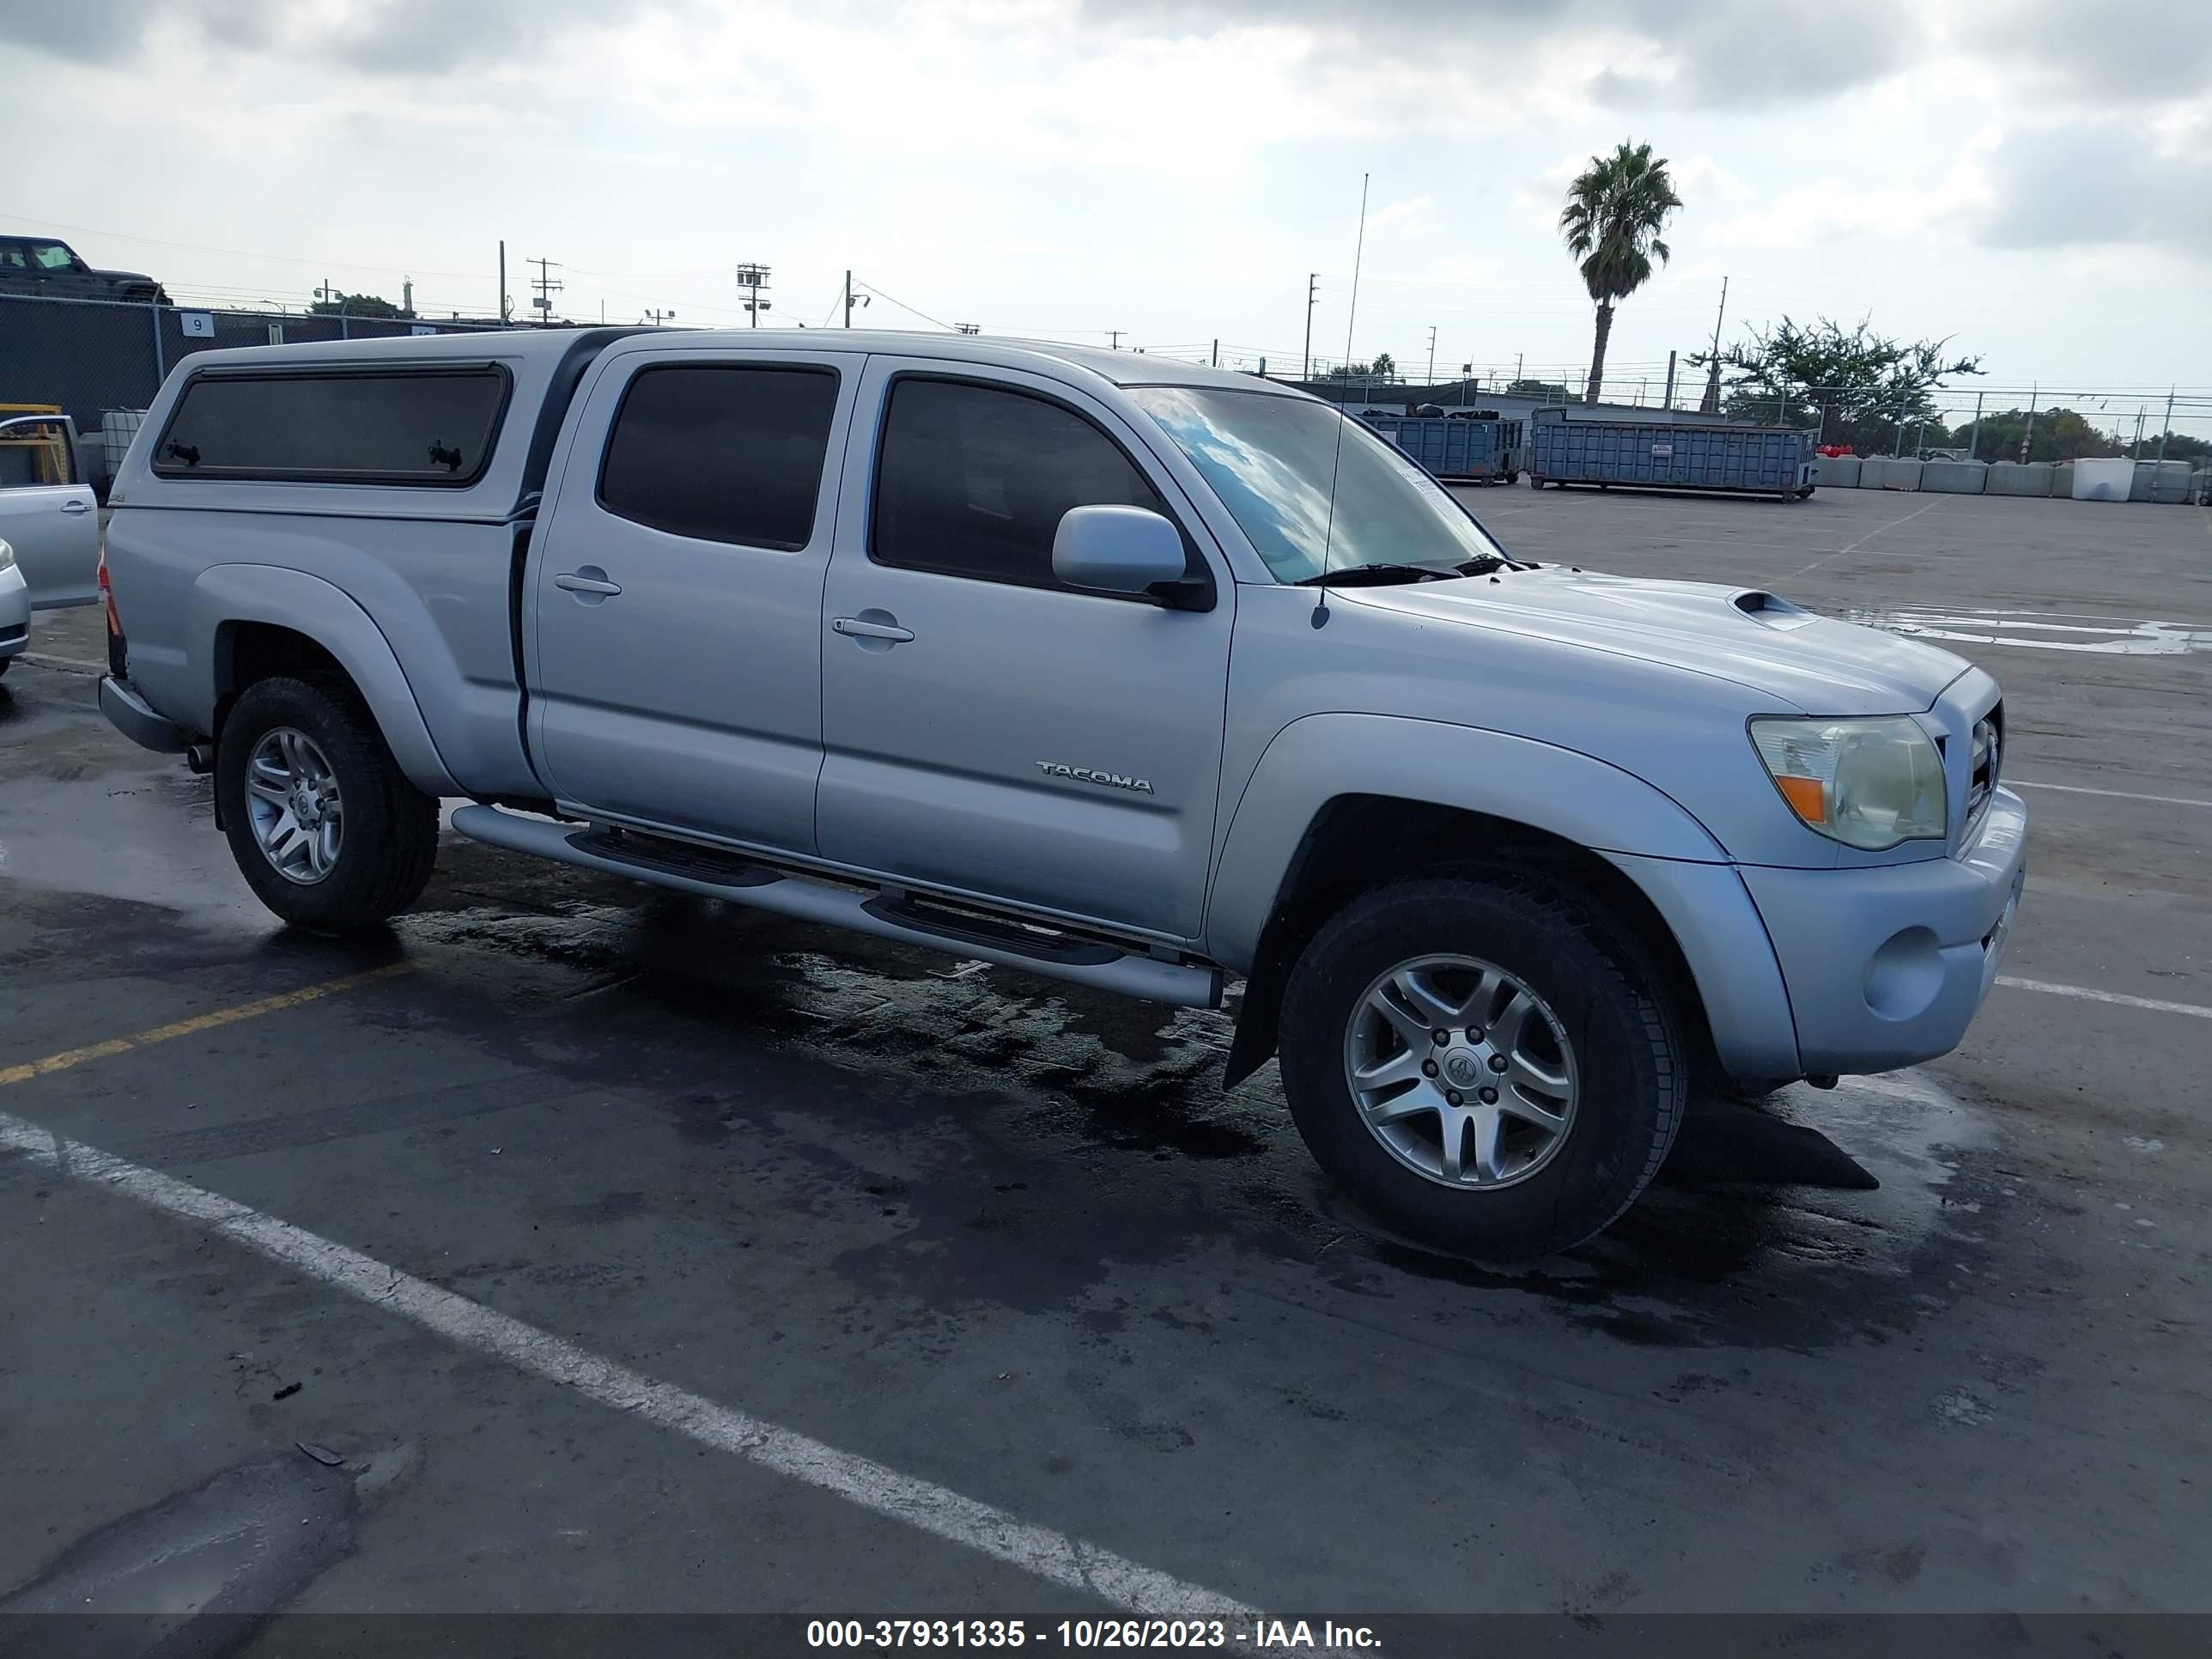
[[4, 0, 2209, 430]]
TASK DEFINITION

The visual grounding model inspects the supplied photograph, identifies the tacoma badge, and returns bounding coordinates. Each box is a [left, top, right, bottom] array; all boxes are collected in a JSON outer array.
[[1036, 761, 1154, 794]]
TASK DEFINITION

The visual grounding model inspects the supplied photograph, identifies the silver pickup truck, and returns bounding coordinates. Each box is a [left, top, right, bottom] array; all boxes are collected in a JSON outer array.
[[96, 327, 2027, 1259]]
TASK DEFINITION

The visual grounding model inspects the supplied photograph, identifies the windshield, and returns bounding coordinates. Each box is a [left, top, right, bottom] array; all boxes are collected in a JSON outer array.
[[1127, 386, 1508, 582]]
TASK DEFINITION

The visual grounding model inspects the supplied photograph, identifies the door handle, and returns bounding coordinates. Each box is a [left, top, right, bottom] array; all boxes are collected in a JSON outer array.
[[60, 500, 91, 515], [832, 615, 915, 643], [554, 570, 623, 596]]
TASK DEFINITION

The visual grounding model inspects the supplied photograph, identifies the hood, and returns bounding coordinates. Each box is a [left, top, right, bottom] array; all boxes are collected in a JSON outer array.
[[1345, 565, 1970, 716]]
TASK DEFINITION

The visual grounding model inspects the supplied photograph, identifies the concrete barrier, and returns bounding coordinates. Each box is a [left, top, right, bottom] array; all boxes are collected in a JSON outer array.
[[1811, 454, 1861, 488], [2132, 459, 2193, 503], [2075, 458, 2133, 501], [2193, 467, 2212, 505], [1922, 459, 1987, 494], [1988, 461, 2051, 496], [2049, 462, 2073, 497], [1882, 459, 1924, 490]]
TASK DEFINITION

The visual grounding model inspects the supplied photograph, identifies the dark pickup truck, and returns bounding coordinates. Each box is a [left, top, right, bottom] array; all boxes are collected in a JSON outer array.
[[0, 235, 167, 304]]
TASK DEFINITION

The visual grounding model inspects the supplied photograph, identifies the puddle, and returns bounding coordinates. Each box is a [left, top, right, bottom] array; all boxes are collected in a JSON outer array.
[[1840, 607, 2212, 655]]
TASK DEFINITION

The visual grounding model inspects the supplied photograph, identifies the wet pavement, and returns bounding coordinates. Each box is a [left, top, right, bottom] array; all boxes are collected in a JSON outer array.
[[2, 488, 2209, 1640]]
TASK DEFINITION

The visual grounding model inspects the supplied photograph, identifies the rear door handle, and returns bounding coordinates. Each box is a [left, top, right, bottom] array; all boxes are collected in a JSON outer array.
[[554, 571, 623, 596], [60, 500, 91, 515], [832, 616, 915, 643]]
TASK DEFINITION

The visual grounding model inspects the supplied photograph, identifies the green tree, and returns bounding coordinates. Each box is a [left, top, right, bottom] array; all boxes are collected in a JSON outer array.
[[1371, 351, 1397, 380], [1694, 316, 1980, 452], [1505, 376, 1575, 404], [1559, 141, 1682, 404], [1964, 407, 2124, 464], [308, 291, 413, 319]]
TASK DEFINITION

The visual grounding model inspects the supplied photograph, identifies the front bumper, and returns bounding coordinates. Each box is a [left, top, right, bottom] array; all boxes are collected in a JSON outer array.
[[99, 674, 192, 754], [1741, 787, 2028, 1074]]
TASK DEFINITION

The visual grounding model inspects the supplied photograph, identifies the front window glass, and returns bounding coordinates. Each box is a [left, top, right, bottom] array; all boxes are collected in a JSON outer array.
[[30, 242, 76, 270], [1128, 387, 1505, 582]]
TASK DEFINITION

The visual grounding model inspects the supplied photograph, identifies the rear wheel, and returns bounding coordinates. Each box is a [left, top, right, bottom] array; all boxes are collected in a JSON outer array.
[[1278, 873, 1686, 1261], [0, 656, 11, 680], [216, 674, 439, 931]]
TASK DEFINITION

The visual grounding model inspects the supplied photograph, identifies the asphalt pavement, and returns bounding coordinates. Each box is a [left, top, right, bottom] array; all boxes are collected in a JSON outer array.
[[1, 485, 2207, 1652]]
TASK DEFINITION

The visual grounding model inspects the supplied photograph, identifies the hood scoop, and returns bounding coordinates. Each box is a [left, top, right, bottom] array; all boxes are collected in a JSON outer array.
[[1731, 590, 1819, 630]]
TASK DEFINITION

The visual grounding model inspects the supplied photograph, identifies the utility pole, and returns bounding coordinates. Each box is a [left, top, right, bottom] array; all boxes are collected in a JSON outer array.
[[528, 256, 562, 325], [736, 263, 771, 326], [1699, 276, 1728, 414], [1662, 349, 1677, 410], [1212, 339, 1219, 368], [2131, 407, 2147, 459], [641, 307, 675, 327], [402, 277, 413, 316], [1460, 363, 1471, 409], [1303, 273, 1318, 382], [498, 240, 508, 325], [1965, 390, 1984, 459], [1515, 352, 1523, 388], [1425, 325, 1437, 388], [842, 270, 867, 327], [2019, 384, 2038, 463], [2155, 385, 2175, 465], [1109, 330, 1121, 349]]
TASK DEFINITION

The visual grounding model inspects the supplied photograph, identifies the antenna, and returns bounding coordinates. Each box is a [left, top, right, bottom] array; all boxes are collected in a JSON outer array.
[[1312, 171, 1370, 629]]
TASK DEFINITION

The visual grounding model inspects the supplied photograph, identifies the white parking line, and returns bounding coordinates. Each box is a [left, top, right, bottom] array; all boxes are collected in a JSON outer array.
[[1996, 977, 2212, 1019], [1791, 496, 1949, 575], [2009, 779, 2212, 810], [0, 1108, 1259, 1621]]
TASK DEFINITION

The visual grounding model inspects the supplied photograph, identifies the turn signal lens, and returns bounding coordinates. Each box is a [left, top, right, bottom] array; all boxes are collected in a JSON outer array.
[[1750, 715, 1948, 852]]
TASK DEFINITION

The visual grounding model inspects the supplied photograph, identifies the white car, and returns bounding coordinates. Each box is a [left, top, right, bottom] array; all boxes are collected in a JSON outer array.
[[0, 414, 103, 678]]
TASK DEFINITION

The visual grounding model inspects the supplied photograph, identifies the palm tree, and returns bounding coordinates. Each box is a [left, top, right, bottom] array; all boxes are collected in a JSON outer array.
[[1559, 142, 1683, 404]]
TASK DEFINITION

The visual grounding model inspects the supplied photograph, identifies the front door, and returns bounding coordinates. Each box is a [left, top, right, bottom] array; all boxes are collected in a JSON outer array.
[[817, 360, 1235, 940], [527, 346, 862, 854], [0, 416, 99, 608]]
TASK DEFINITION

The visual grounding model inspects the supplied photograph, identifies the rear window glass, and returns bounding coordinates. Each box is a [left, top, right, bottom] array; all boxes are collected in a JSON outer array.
[[152, 368, 509, 484], [596, 363, 841, 550]]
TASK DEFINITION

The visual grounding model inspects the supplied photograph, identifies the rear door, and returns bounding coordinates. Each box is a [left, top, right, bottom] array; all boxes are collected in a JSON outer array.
[[527, 345, 862, 854], [0, 416, 100, 607], [815, 359, 1235, 941]]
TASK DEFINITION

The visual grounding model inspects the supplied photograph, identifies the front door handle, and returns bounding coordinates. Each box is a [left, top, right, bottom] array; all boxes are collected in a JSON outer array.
[[832, 615, 915, 643], [60, 500, 91, 515], [554, 569, 623, 597]]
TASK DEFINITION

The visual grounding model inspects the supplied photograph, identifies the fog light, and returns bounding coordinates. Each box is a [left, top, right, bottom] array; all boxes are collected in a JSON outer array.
[[1864, 927, 1943, 1021]]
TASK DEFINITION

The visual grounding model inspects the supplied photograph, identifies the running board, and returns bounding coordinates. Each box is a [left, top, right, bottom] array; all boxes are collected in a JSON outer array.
[[449, 805, 1223, 1009]]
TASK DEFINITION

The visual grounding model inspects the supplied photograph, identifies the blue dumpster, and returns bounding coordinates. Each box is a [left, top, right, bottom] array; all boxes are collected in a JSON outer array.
[[1528, 411, 1814, 499], [1365, 414, 1526, 483]]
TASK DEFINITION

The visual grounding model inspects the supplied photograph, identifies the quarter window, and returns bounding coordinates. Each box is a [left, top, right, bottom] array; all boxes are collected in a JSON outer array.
[[871, 377, 1185, 591], [598, 364, 841, 550], [151, 368, 509, 484]]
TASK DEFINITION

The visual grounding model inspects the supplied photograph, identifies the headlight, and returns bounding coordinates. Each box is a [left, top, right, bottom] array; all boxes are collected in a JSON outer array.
[[1750, 714, 1947, 851], [0, 538, 14, 573]]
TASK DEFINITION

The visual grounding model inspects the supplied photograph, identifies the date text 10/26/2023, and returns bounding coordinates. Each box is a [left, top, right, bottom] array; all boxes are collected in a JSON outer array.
[[805, 1620, 1382, 1651]]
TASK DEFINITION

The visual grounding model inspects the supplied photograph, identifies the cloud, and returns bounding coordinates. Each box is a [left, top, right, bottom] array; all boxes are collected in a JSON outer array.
[[1976, 119, 2212, 258], [1081, 0, 1929, 109], [1960, 0, 2212, 103], [1369, 196, 1442, 234], [1706, 133, 1996, 251]]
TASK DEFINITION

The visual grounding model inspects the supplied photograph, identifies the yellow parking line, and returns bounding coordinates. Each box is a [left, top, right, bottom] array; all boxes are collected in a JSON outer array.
[[0, 963, 415, 1088]]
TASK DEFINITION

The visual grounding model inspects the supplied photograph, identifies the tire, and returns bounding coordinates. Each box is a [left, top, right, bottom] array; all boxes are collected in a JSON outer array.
[[0, 656, 11, 680], [216, 673, 439, 932], [1278, 873, 1686, 1261]]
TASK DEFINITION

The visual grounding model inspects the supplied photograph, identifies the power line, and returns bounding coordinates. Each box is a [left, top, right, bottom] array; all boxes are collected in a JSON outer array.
[[851, 278, 954, 331]]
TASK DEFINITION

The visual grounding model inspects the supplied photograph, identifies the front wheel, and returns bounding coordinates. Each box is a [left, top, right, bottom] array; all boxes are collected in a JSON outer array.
[[1278, 874, 1686, 1261], [216, 674, 440, 932]]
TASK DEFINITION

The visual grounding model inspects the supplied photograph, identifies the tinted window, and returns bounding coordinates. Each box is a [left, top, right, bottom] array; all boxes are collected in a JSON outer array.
[[598, 364, 840, 550], [872, 378, 1176, 589], [153, 368, 508, 484]]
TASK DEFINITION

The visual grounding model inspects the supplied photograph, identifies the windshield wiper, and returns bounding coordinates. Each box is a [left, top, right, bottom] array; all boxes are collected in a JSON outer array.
[[1292, 562, 1460, 587]]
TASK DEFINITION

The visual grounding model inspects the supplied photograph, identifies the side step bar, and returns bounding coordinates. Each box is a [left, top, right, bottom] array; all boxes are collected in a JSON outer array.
[[449, 805, 1223, 1009]]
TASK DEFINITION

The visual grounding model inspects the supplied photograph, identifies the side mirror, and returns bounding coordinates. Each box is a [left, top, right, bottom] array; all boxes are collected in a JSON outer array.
[[1052, 505, 1186, 599]]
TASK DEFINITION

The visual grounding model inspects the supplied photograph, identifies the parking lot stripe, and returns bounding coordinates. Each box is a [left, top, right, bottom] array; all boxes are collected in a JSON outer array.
[[0, 963, 415, 1088], [0, 1108, 1262, 1622], [1791, 496, 1949, 575], [1996, 976, 2212, 1020], [2008, 778, 2212, 810]]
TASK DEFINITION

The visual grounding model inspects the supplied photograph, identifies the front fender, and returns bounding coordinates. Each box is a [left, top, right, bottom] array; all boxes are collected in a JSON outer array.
[[1203, 713, 1728, 969], [185, 564, 460, 796]]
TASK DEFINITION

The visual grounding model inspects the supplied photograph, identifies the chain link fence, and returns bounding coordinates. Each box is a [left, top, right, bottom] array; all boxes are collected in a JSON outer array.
[[0, 292, 510, 489]]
